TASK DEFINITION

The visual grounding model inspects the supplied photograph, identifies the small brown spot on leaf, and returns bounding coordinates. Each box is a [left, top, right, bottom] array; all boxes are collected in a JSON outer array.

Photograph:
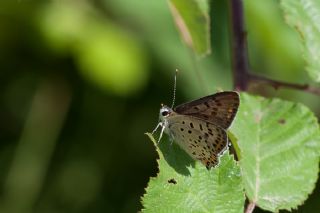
[[278, 118, 286, 124], [168, 178, 177, 184], [254, 111, 263, 123]]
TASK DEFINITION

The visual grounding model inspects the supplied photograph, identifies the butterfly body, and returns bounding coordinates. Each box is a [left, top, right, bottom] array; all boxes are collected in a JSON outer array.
[[155, 91, 240, 169]]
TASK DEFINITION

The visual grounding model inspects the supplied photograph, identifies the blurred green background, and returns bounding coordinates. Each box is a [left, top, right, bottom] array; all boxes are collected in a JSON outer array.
[[0, 0, 319, 212]]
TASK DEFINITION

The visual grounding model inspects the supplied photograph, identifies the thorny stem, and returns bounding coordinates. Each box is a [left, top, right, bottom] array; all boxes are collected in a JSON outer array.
[[229, 0, 320, 96]]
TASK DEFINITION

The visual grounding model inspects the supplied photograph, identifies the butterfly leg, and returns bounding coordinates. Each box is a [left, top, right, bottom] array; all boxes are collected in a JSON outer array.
[[151, 122, 161, 135], [157, 124, 165, 144]]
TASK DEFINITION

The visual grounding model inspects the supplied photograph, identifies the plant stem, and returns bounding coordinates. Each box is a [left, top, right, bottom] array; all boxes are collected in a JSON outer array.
[[249, 74, 320, 96], [228, 0, 320, 96], [245, 202, 256, 213], [229, 0, 250, 91]]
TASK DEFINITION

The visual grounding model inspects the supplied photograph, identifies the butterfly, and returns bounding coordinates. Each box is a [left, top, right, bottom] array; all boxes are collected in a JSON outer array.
[[152, 91, 240, 169]]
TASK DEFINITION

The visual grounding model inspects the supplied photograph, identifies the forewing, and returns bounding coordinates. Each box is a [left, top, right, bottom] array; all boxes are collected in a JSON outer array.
[[174, 91, 239, 129], [167, 115, 228, 169]]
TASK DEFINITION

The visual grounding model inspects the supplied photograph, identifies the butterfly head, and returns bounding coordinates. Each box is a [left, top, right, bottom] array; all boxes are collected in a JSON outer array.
[[159, 105, 173, 121]]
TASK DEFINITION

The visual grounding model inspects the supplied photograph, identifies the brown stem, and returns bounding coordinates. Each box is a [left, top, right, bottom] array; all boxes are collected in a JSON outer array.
[[229, 0, 250, 91], [245, 202, 256, 213], [228, 0, 320, 96], [249, 74, 320, 96]]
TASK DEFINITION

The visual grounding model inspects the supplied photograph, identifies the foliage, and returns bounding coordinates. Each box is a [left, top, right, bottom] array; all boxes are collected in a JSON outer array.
[[280, 0, 320, 82], [232, 93, 320, 211], [142, 133, 245, 213], [169, 0, 211, 55]]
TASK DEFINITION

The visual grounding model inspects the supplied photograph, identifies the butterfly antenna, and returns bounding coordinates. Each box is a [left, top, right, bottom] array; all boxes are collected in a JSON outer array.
[[171, 69, 178, 108]]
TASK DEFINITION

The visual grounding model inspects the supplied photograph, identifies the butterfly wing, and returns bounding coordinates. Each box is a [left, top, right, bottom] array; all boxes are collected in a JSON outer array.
[[174, 91, 239, 129], [166, 114, 228, 169]]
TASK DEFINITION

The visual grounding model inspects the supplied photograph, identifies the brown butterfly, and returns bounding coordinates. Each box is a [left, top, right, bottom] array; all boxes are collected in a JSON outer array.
[[153, 91, 240, 169]]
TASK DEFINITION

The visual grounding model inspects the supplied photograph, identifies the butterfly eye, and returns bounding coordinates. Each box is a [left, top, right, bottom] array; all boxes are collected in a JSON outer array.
[[161, 111, 169, 116]]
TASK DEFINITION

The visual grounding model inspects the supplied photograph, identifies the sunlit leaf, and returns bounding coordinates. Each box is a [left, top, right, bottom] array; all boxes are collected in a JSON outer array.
[[141, 133, 245, 213], [231, 93, 320, 211], [280, 0, 320, 82], [168, 0, 211, 56]]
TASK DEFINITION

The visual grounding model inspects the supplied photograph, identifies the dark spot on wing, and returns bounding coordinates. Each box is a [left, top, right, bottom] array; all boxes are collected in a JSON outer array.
[[211, 111, 217, 116]]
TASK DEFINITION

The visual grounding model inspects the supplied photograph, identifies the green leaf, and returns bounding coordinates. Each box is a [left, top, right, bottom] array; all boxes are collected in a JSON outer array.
[[231, 93, 320, 211], [280, 0, 320, 82], [141, 133, 245, 213], [168, 0, 211, 56]]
